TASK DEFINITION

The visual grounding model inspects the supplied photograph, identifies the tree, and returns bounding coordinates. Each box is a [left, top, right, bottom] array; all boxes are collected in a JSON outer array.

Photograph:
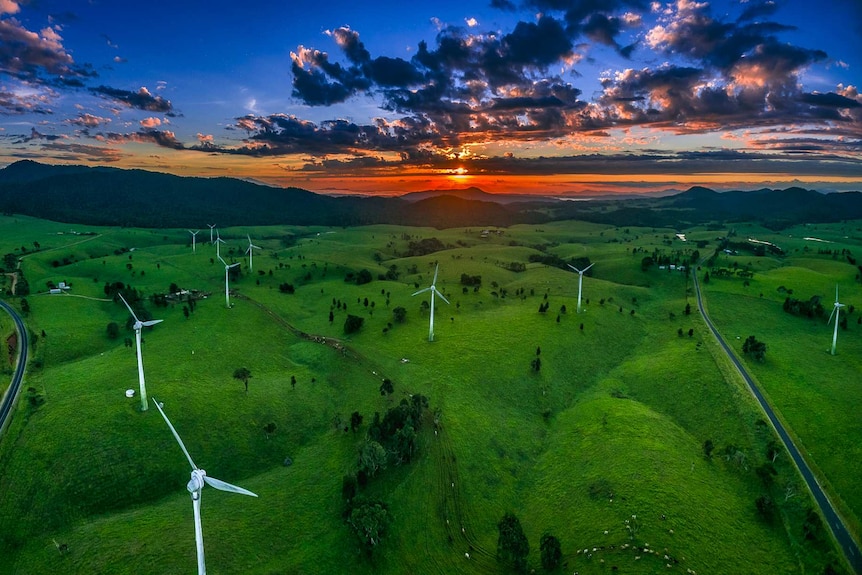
[[531, 356, 541, 372], [684, 303, 691, 315], [357, 439, 387, 478], [497, 512, 529, 572], [392, 306, 407, 323], [342, 474, 358, 503], [703, 439, 714, 459], [344, 314, 364, 334], [348, 499, 390, 556], [540, 533, 562, 570], [263, 422, 277, 438], [742, 335, 767, 361], [182, 305, 190, 319], [20, 298, 29, 315], [291, 375, 297, 389], [233, 367, 252, 393], [350, 411, 364, 433], [755, 495, 776, 523], [379, 378, 394, 396], [106, 321, 120, 339]]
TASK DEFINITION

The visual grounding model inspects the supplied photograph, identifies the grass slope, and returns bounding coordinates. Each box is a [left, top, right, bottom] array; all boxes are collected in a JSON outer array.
[[0, 216, 855, 574]]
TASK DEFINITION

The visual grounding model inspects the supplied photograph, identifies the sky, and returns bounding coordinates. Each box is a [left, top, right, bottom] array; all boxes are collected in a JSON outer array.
[[0, 0, 860, 196]]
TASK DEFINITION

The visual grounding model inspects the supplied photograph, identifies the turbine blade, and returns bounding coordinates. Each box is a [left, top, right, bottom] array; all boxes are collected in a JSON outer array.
[[412, 287, 432, 296], [217, 254, 227, 266], [828, 306, 836, 324], [117, 293, 140, 321], [204, 475, 258, 497], [228, 263, 241, 269], [434, 287, 450, 304], [835, 285, 839, 303], [141, 319, 163, 327], [583, 262, 595, 272], [432, 264, 439, 285], [152, 399, 198, 471], [567, 264, 581, 273]]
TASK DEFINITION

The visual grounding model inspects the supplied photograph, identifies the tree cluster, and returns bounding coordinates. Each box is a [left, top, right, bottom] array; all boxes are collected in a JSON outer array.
[[782, 295, 826, 319], [742, 335, 767, 361]]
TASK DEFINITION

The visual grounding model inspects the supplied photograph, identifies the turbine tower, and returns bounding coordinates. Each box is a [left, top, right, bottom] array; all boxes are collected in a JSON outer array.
[[207, 224, 216, 244], [188, 230, 200, 253], [412, 264, 449, 341], [218, 254, 240, 308], [245, 234, 261, 271], [152, 398, 257, 575], [828, 285, 846, 355], [117, 293, 163, 411], [567, 262, 595, 313]]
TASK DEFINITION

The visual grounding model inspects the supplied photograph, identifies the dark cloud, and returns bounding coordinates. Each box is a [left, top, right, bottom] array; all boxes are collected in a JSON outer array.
[[502, 15, 573, 66], [225, 114, 444, 157], [89, 85, 173, 112], [800, 92, 862, 109], [15, 127, 65, 144], [0, 87, 53, 114], [0, 18, 96, 85], [490, 0, 517, 10]]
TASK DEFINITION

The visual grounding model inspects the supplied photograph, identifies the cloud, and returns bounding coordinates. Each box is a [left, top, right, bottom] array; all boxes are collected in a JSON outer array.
[[0, 16, 96, 85], [0, 0, 20, 16], [0, 84, 55, 114], [101, 129, 185, 150], [90, 85, 173, 112], [68, 113, 112, 128], [140, 117, 162, 128]]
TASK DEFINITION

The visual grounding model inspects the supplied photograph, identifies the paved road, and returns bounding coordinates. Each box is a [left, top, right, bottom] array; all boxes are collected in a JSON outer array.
[[693, 268, 861, 574], [0, 299, 28, 436]]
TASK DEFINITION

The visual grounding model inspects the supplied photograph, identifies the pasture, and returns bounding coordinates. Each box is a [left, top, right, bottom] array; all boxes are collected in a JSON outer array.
[[0, 215, 857, 574]]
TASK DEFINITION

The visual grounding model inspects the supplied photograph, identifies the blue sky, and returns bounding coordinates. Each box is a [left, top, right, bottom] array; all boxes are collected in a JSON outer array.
[[1, 0, 860, 195]]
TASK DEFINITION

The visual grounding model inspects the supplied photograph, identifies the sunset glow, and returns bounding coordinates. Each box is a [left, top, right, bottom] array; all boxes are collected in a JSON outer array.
[[0, 0, 860, 195]]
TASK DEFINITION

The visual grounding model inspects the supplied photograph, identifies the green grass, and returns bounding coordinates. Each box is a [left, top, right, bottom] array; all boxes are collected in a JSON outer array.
[[0, 216, 856, 574]]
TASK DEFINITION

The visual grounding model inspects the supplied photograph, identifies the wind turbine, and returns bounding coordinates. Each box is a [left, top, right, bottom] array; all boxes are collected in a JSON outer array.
[[218, 254, 240, 308], [117, 293, 163, 411], [207, 224, 216, 244], [152, 398, 257, 575], [828, 285, 846, 356], [188, 230, 200, 253], [567, 262, 595, 313], [245, 234, 261, 272], [412, 264, 449, 341]]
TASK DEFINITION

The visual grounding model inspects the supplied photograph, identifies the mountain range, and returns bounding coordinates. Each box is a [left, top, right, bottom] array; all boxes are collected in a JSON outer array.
[[1, 160, 860, 230]]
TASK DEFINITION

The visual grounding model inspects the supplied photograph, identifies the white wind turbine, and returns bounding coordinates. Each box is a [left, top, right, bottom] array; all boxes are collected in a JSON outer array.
[[152, 398, 258, 575], [567, 262, 595, 313], [188, 230, 200, 253], [412, 264, 449, 341], [245, 234, 261, 272], [218, 254, 240, 308], [207, 224, 216, 244], [117, 293, 163, 411], [828, 285, 846, 356]]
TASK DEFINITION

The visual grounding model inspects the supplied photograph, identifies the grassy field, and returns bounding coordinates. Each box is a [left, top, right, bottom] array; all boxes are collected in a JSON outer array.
[[0, 215, 856, 574], [696, 221, 862, 539]]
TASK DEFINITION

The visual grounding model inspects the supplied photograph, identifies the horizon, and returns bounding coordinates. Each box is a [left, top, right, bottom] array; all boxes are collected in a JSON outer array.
[[0, 0, 861, 195]]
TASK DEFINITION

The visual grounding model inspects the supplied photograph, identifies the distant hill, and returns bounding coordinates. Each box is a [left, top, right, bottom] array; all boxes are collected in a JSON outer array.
[[0, 160, 859, 229], [400, 186, 556, 205]]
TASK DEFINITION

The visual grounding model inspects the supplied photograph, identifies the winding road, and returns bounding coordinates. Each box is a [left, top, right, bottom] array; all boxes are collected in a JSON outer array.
[[693, 268, 861, 574], [0, 299, 28, 436]]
